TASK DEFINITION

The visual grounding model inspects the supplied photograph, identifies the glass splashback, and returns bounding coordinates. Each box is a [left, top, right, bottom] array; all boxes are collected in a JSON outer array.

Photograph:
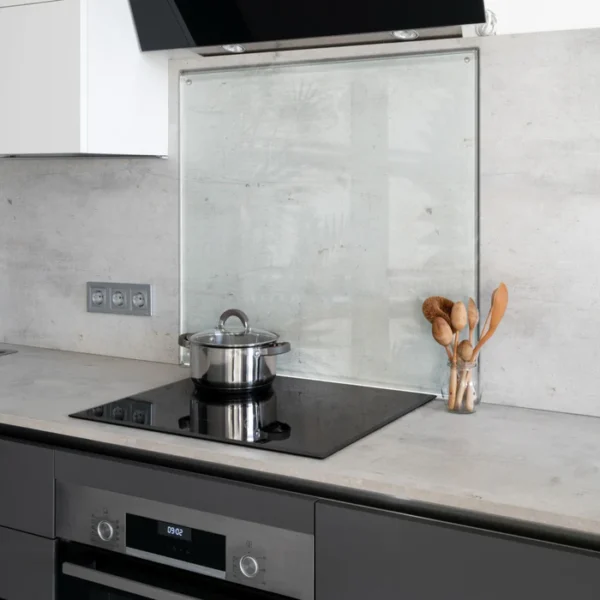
[[181, 50, 478, 392]]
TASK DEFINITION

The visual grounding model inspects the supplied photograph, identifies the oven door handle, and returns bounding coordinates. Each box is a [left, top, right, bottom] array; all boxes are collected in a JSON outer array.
[[62, 562, 202, 600]]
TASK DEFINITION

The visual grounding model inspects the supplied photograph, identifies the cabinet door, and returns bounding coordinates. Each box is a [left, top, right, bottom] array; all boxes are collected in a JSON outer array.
[[0, 438, 55, 537], [0, 526, 56, 600], [0, 0, 80, 154], [316, 501, 600, 600], [0, 0, 58, 6]]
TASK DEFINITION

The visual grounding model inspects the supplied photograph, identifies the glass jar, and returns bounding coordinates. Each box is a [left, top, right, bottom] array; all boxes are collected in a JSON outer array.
[[441, 360, 481, 414]]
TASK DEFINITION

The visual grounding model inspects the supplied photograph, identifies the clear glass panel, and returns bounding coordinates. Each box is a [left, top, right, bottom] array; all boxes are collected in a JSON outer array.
[[181, 50, 478, 393]]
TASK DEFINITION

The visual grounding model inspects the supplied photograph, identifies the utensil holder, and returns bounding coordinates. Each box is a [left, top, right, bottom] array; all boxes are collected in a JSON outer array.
[[441, 360, 481, 414]]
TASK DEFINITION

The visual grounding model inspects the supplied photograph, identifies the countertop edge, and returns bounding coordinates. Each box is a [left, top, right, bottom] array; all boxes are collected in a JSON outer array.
[[3, 421, 600, 555]]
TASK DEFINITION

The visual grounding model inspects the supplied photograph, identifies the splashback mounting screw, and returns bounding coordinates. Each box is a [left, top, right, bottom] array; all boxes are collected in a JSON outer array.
[[464, 57, 471, 63], [186, 79, 192, 86]]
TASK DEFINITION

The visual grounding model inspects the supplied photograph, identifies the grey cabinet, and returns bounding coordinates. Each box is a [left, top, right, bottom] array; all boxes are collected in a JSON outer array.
[[0, 438, 54, 537], [316, 501, 600, 600], [0, 526, 56, 600]]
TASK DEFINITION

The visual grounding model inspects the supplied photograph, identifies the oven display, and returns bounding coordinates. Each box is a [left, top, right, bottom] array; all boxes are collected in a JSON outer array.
[[126, 514, 226, 572], [158, 521, 192, 541]]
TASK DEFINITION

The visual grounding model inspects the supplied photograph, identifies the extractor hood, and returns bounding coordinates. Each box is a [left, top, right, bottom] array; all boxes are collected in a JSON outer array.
[[129, 0, 486, 56]]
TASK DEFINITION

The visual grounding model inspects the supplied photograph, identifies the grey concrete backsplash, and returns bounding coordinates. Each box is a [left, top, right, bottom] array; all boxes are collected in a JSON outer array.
[[479, 29, 600, 415], [0, 157, 180, 363], [1, 27, 599, 415]]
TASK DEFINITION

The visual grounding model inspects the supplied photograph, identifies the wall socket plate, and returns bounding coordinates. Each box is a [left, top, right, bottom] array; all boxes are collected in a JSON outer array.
[[87, 282, 153, 317]]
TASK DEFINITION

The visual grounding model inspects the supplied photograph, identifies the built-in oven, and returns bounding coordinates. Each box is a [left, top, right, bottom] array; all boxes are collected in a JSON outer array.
[[56, 482, 314, 600]]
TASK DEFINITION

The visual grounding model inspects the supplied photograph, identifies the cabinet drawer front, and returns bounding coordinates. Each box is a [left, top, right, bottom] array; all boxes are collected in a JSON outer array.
[[55, 450, 315, 533], [316, 501, 600, 600], [0, 438, 54, 537], [0, 526, 56, 600]]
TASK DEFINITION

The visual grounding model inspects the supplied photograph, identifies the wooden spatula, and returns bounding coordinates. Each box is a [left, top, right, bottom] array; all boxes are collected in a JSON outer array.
[[472, 283, 508, 361]]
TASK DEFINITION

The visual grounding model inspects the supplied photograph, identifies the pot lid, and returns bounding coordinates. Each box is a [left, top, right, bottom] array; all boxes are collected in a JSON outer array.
[[189, 309, 279, 348]]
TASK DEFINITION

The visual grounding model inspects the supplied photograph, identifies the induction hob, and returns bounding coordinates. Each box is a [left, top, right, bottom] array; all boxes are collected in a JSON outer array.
[[70, 377, 434, 459]]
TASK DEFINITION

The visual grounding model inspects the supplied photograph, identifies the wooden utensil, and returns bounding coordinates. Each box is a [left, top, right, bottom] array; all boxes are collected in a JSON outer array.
[[432, 317, 453, 360], [448, 302, 467, 411], [422, 296, 454, 327], [464, 379, 476, 413], [457, 340, 473, 362], [472, 283, 508, 361], [480, 288, 497, 338], [455, 340, 474, 410], [450, 301, 468, 333], [467, 298, 479, 345], [460, 289, 499, 412]]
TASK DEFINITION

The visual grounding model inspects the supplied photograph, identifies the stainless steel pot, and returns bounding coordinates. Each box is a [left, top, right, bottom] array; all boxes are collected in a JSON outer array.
[[179, 309, 291, 391]]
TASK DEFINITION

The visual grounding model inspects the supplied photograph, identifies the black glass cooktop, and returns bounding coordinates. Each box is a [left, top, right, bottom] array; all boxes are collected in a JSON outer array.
[[70, 378, 434, 459]]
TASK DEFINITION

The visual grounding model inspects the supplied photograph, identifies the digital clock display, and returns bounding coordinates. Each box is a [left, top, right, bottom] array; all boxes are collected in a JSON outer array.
[[157, 520, 192, 542], [127, 514, 226, 571]]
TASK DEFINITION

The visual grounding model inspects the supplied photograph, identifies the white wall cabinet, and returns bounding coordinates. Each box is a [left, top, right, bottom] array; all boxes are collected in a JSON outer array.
[[0, 0, 168, 156], [486, 0, 600, 35], [0, 0, 56, 6]]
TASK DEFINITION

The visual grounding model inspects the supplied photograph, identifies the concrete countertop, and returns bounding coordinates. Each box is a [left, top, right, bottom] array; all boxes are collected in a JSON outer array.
[[1, 343, 599, 541]]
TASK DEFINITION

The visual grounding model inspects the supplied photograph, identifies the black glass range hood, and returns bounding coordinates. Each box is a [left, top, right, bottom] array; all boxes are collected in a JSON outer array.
[[129, 0, 486, 55]]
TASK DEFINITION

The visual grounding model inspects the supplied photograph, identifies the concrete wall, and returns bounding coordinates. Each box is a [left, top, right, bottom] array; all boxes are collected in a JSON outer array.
[[0, 158, 180, 363], [479, 30, 600, 415], [1, 28, 600, 414]]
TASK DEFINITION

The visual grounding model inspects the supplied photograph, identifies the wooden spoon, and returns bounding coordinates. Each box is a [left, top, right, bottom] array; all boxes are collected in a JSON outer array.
[[450, 301, 468, 333], [455, 340, 474, 410], [480, 288, 497, 338], [458, 340, 473, 362], [432, 317, 453, 360], [448, 302, 467, 410], [472, 283, 508, 361], [463, 289, 496, 407], [422, 296, 454, 327], [467, 298, 479, 345]]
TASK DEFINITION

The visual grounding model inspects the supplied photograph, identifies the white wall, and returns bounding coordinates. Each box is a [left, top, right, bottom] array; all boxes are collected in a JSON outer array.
[[487, 0, 600, 34]]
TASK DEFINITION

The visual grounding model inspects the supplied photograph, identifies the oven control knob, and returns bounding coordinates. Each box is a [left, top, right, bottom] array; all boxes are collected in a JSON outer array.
[[97, 520, 114, 542], [239, 555, 259, 579]]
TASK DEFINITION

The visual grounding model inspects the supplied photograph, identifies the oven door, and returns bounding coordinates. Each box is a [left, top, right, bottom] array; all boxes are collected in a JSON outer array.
[[59, 542, 291, 600]]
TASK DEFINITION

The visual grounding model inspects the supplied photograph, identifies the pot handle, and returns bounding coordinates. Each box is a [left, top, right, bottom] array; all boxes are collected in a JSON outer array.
[[218, 309, 250, 333], [259, 342, 291, 356], [178, 333, 192, 349], [260, 421, 291, 442]]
